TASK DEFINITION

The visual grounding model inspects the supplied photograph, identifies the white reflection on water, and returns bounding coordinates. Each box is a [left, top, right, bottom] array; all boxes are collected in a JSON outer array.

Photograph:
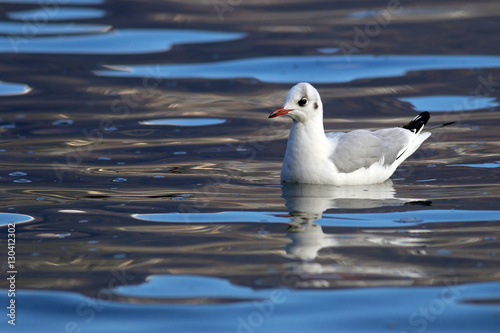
[[281, 180, 413, 212], [279, 182, 496, 286], [95, 55, 500, 83], [281, 181, 423, 261]]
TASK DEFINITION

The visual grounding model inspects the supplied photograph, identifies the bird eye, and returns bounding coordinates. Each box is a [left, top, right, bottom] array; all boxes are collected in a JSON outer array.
[[298, 98, 308, 107]]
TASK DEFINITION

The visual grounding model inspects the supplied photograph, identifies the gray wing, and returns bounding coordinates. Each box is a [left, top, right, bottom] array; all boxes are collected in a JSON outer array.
[[329, 128, 411, 173]]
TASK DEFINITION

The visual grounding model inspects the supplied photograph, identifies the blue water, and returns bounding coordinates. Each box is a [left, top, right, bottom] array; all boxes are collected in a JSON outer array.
[[399, 96, 499, 112], [7, 7, 106, 21], [0, 29, 245, 54], [0, 81, 31, 96], [0, 213, 33, 225], [13, 282, 500, 333], [95, 54, 500, 83], [1, 0, 500, 332], [132, 209, 500, 226], [139, 118, 227, 126]]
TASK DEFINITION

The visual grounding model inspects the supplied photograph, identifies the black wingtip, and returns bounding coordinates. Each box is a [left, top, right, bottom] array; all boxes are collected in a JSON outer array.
[[402, 111, 430, 133]]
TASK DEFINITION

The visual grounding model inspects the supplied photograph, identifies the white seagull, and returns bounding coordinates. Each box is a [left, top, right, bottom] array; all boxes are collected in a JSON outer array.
[[269, 82, 453, 185]]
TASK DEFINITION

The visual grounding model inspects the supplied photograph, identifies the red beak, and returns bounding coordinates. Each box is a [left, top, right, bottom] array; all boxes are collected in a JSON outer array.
[[268, 107, 292, 118]]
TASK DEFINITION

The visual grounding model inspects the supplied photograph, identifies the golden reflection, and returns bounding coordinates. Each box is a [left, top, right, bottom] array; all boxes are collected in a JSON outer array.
[[147, 1, 500, 26], [65, 139, 93, 147]]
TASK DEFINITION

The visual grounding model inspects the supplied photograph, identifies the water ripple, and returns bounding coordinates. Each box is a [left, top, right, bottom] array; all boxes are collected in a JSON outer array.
[[0, 22, 111, 35], [113, 275, 264, 301], [7, 7, 106, 21], [400, 96, 499, 112], [0, 29, 245, 55], [0, 81, 31, 96], [95, 55, 500, 83], [448, 162, 500, 169], [0, 0, 103, 3], [132, 210, 500, 227], [0, 212, 34, 225], [139, 118, 226, 126]]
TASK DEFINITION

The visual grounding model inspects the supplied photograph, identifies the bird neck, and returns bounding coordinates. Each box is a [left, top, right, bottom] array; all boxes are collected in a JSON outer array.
[[286, 116, 328, 156], [291, 115, 326, 139]]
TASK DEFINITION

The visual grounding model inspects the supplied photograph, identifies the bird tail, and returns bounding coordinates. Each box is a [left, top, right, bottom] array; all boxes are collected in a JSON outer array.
[[401, 111, 455, 134], [402, 111, 430, 133], [396, 111, 454, 160]]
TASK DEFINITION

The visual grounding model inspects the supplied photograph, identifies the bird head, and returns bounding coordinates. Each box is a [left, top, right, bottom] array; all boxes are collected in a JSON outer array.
[[269, 82, 323, 122]]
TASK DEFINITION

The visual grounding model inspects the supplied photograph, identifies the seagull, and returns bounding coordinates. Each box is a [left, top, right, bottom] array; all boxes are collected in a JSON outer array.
[[269, 82, 453, 185]]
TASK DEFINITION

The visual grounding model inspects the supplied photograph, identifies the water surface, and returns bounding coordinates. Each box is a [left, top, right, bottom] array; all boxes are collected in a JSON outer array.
[[1, 0, 499, 332]]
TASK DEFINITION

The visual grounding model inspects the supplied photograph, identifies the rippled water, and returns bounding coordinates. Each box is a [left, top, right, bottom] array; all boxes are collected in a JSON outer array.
[[1, 0, 500, 332]]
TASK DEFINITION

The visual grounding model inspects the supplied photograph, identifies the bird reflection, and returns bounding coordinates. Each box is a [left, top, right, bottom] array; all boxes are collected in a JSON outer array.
[[282, 179, 415, 212], [281, 181, 428, 287]]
